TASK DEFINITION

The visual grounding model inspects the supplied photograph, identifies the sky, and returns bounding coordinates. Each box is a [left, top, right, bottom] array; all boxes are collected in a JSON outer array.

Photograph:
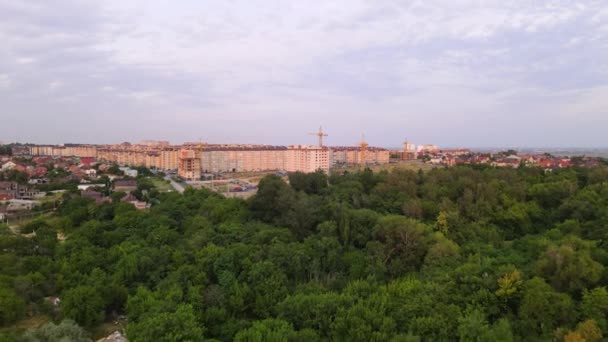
[[0, 0, 607, 148]]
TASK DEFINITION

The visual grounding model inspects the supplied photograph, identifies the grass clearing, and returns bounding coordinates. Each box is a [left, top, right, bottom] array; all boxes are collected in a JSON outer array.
[[149, 177, 174, 192], [2, 314, 51, 334]]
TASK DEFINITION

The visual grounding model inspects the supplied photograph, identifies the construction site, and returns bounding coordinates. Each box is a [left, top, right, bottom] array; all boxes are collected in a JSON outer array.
[[26, 127, 425, 182]]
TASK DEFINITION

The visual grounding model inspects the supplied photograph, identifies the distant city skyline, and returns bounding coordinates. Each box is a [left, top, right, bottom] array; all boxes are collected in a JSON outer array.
[[3, 138, 608, 152], [1, 1, 607, 147]]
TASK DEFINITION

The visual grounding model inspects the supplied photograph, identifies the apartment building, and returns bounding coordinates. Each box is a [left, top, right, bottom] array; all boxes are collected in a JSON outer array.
[[285, 145, 330, 173], [0, 181, 40, 200], [200, 147, 287, 173], [23, 141, 392, 177], [159, 149, 179, 170], [29, 145, 97, 157], [331, 147, 390, 165], [178, 149, 201, 180], [97, 148, 179, 170]]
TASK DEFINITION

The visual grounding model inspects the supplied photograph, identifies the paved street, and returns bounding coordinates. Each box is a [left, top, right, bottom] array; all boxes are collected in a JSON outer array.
[[164, 175, 185, 193]]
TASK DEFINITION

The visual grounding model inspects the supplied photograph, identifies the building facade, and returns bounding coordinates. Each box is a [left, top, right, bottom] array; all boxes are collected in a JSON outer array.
[[178, 149, 202, 180], [21, 141, 395, 176], [285, 145, 330, 173]]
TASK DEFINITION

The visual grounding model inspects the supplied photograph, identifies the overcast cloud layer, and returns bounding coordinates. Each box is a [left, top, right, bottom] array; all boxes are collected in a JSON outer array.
[[1, 0, 607, 147]]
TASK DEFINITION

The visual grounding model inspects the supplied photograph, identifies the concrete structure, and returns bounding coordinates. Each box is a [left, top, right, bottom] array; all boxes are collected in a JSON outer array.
[[113, 179, 137, 193], [201, 147, 287, 173], [417, 144, 440, 154], [119, 167, 138, 178], [6, 199, 38, 211], [285, 145, 330, 173], [29, 145, 97, 157], [78, 184, 105, 191], [0, 181, 41, 200], [140, 140, 170, 147], [19, 139, 397, 176], [11, 146, 30, 156], [178, 149, 201, 180], [1, 161, 16, 171], [121, 193, 150, 210], [403, 140, 417, 160], [331, 147, 390, 165], [97, 331, 127, 342]]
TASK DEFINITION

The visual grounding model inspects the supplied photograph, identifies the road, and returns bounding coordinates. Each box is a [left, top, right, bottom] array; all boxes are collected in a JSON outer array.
[[164, 175, 185, 193]]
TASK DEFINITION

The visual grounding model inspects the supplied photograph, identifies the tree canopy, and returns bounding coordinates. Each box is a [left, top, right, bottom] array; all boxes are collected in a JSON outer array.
[[1, 164, 608, 340]]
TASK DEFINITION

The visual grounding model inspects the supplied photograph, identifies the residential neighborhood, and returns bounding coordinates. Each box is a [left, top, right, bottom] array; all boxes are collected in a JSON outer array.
[[417, 149, 605, 170], [0, 147, 174, 225]]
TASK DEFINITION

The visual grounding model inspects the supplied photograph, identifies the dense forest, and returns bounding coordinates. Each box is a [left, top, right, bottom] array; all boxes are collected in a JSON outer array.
[[2, 164, 608, 341]]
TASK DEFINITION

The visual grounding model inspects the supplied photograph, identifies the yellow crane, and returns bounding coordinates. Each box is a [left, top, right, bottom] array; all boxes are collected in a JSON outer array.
[[309, 126, 328, 147], [360, 134, 368, 164]]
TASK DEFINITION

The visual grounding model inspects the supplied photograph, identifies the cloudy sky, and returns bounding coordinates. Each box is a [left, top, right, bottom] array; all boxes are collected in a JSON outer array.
[[1, 0, 607, 147]]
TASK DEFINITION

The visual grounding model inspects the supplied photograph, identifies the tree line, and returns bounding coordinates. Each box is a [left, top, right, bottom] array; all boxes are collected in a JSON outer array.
[[1, 165, 608, 341]]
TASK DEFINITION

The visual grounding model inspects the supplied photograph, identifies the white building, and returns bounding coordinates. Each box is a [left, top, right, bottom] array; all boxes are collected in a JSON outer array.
[[119, 167, 138, 178], [1, 161, 16, 171]]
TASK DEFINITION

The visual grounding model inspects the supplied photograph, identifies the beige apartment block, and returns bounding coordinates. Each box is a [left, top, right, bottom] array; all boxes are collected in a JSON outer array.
[[285, 145, 330, 173], [178, 149, 201, 180], [201, 148, 287, 173], [28, 142, 392, 176], [331, 147, 390, 165]]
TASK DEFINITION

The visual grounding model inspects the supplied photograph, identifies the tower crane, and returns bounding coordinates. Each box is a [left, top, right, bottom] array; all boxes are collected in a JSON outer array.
[[309, 126, 328, 147], [360, 134, 368, 164]]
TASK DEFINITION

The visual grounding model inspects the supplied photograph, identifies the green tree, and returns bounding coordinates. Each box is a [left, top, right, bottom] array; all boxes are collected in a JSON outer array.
[[535, 237, 603, 293], [495, 269, 523, 311], [61, 285, 105, 327], [288, 170, 328, 195], [250, 175, 296, 224], [127, 304, 204, 342], [518, 277, 574, 337], [234, 319, 296, 342], [247, 261, 288, 317], [581, 287, 608, 331], [331, 300, 396, 342], [457, 309, 514, 342], [371, 216, 433, 275], [575, 319, 602, 342], [0, 286, 26, 325], [277, 292, 351, 337]]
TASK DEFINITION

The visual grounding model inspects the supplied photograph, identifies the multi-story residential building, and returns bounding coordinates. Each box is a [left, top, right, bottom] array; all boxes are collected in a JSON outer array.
[[29, 145, 97, 157], [417, 144, 440, 154], [330, 147, 390, 165], [11, 146, 30, 156], [0, 181, 40, 200], [403, 140, 417, 160], [200, 147, 287, 173], [159, 149, 179, 170], [20, 139, 396, 176], [140, 140, 170, 147], [285, 145, 330, 173], [178, 149, 201, 180]]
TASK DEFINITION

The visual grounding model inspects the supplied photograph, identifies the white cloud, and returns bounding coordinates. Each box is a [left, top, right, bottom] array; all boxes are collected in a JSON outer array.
[[561, 86, 608, 120], [94, 0, 596, 92], [0, 0, 607, 146], [48, 81, 63, 90], [0, 74, 10, 89], [16, 57, 35, 64]]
